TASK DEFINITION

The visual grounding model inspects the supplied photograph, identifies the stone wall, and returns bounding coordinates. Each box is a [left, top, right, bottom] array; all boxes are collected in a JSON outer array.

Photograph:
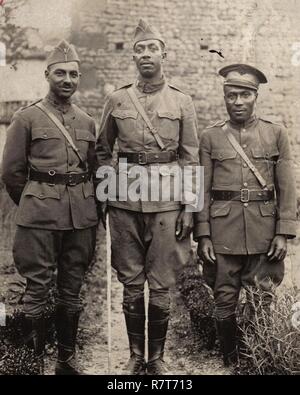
[[70, 0, 300, 190], [1, 0, 300, 191]]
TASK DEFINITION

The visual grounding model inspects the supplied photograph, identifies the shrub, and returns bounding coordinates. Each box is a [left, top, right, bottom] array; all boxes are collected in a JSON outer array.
[[177, 262, 216, 350], [238, 288, 300, 375]]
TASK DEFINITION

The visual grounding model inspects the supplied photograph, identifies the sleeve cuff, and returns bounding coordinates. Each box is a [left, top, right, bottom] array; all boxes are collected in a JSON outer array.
[[193, 221, 210, 240], [276, 220, 297, 239]]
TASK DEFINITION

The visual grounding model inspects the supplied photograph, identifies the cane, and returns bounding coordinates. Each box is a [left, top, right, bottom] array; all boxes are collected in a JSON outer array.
[[106, 213, 112, 374]]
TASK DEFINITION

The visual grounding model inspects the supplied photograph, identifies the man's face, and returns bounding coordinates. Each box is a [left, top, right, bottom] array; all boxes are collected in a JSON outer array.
[[45, 61, 80, 99], [133, 39, 165, 79], [224, 85, 258, 123]]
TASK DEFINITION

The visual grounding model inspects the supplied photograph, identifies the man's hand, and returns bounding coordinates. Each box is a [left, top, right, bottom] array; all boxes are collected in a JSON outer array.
[[267, 235, 287, 262], [97, 201, 108, 229], [175, 209, 193, 241], [197, 236, 216, 264]]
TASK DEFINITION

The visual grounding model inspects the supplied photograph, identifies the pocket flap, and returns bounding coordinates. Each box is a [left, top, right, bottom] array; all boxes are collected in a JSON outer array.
[[24, 181, 60, 200], [75, 129, 96, 142], [259, 202, 276, 217], [112, 110, 138, 119], [252, 148, 279, 159], [157, 110, 181, 120], [83, 181, 95, 198], [211, 149, 237, 161], [211, 203, 231, 218], [31, 128, 60, 141]]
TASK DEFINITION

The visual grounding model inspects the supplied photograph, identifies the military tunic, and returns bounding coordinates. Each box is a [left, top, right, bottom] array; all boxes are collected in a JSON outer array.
[[194, 116, 297, 253], [1, 93, 98, 317], [2, 94, 98, 229], [97, 80, 199, 212]]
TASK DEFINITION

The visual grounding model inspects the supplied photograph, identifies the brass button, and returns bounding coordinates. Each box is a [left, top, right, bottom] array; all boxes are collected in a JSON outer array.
[[39, 193, 44, 197], [43, 134, 47, 138], [154, 155, 159, 159], [242, 144, 247, 148], [219, 154, 223, 159], [244, 203, 248, 207], [241, 128, 246, 132], [258, 192, 262, 196], [243, 163, 247, 168], [243, 182, 248, 187]]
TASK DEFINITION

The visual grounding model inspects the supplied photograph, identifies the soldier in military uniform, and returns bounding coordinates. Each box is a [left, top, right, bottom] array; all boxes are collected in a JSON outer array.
[[194, 64, 297, 367], [1, 40, 98, 374], [96, 19, 199, 374]]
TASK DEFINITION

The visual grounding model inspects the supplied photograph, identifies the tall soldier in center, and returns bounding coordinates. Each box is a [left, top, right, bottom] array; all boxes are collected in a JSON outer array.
[[96, 19, 199, 375]]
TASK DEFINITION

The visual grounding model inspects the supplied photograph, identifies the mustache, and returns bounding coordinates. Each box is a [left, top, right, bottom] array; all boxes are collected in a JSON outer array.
[[61, 83, 73, 88]]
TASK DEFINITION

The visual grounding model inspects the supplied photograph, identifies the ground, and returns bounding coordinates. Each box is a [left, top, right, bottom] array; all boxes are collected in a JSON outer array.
[[1, 215, 299, 376]]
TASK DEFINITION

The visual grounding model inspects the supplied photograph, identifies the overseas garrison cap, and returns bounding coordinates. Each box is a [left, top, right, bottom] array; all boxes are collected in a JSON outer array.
[[219, 63, 267, 91], [46, 39, 80, 68], [133, 19, 165, 48]]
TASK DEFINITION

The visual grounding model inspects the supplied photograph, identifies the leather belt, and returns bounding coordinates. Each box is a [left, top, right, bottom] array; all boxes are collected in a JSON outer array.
[[212, 189, 274, 203], [118, 151, 178, 165], [29, 169, 90, 186]]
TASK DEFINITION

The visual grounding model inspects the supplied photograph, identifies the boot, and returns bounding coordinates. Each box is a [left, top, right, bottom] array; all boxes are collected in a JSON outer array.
[[123, 296, 146, 375], [216, 316, 238, 367], [22, 315, 46, 375], [55, 305, 84, 375], [147, 304, 170, 375]]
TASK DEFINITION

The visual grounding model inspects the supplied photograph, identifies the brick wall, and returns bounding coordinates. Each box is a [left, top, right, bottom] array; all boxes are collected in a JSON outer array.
[[1, 0, 300, 192], [70, 0, 300, 191]]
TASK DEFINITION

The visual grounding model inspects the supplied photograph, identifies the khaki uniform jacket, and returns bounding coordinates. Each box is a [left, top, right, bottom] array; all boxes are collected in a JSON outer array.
[[194, 116, 297, 254], [96, 81, 199, 212], [1, 95, 98, 230]]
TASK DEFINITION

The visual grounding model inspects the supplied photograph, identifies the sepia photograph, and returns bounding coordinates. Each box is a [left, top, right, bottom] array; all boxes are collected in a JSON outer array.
[[0, 0, 300, 378]]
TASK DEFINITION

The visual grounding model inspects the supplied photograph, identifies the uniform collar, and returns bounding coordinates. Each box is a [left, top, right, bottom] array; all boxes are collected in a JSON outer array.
[[228, 115, 258, 130], [45, 92, 72, 114], [136, 75, 166, 93]]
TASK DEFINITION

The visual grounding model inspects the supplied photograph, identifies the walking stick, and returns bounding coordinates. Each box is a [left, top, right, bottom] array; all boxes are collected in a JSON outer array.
[[106, 213, 112, 374]]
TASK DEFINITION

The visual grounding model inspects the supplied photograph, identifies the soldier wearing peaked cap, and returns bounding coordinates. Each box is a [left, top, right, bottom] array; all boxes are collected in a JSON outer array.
[[1, 40, 98, 375], [194, 63, 297, 369], [96, 19, 199, 375]]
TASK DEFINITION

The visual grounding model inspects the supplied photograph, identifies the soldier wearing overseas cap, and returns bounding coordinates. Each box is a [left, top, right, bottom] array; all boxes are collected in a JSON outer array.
[[96, 19, 199, 375], [1, 40, 98, 374], [194, 63, 297, 369]]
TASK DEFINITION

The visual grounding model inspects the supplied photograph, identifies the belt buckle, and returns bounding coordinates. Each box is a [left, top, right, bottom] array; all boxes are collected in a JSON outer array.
[[241, 188, 250, 203], [138, 152, 147, 165], [68, 173, 77, 186]]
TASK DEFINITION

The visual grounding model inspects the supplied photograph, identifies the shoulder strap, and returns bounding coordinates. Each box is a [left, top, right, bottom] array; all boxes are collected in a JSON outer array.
[[127, 86, 165, 150], [35, 102, 86, 169], [222, 123, 268, 189]]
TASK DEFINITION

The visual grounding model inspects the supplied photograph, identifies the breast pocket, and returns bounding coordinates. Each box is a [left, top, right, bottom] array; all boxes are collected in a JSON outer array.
[[75, 129, 96, 160], [211, 149, 237, 162], [112, 109, 138, 135], [211, 149, 238, 186], [31, 128, 62, 164], [251, 148, 279, 162], [155, 110, 181, 141]]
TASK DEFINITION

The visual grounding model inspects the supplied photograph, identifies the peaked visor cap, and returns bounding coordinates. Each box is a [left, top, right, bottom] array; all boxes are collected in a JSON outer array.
[[219, 63, 267, 91]]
